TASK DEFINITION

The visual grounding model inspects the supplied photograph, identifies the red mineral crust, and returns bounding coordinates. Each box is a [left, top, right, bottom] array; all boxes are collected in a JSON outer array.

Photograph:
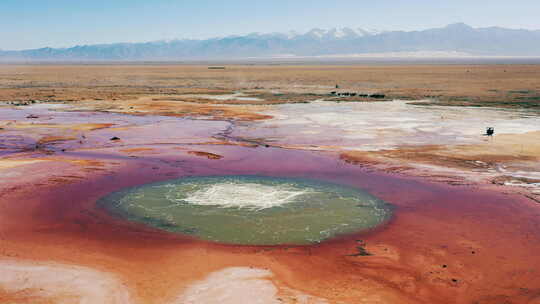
[[1, 146, 540, 303]]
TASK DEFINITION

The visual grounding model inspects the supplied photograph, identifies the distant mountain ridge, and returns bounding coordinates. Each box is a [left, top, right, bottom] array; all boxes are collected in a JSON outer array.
[[2, 23, 540, 61]]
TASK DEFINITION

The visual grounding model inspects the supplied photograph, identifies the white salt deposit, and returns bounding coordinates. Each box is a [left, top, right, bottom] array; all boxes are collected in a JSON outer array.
[[0, 259, 133, 304], [174, 267, 328, 304], [235, 100, 540, 151], [0, 262, 327, 304]]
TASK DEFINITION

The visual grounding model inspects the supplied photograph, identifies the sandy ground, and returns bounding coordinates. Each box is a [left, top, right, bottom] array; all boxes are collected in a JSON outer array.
[[1, 65, 540, 105], [1, 64, 540, 303]]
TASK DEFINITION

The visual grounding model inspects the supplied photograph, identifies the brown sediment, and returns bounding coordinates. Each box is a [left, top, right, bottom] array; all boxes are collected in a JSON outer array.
[[0, 159, 47, 170], [120, 147, 156, 153], [8, 122, 115, 131], [65, 159, 107, 167], [0, 289, 55, 304], [69, 96, 273, 121], [198, 140, 259, 148], [1, 64, 540, 108], [37, 136, 76, 145], [187, 151, 224, 160], [340, 131, 540, 179], [150, 96, 312, 105], [1, 146, 539, 303], [0, 158, 107, 172], [341, 146, 535, 171]]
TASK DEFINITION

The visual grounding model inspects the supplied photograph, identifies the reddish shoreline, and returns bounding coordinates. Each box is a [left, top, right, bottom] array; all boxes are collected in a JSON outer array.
[[1, 146, 540, 303]]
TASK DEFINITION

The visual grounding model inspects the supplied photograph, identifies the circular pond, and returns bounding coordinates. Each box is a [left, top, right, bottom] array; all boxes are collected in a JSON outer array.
[[99, 175, 392, 245]]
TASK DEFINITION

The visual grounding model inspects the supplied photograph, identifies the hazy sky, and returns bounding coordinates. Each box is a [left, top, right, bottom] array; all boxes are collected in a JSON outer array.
[[2, 0, 540, 50]]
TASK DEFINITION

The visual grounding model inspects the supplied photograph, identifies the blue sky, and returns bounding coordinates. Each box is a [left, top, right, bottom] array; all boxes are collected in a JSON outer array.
[[1, 0, 540, 50]]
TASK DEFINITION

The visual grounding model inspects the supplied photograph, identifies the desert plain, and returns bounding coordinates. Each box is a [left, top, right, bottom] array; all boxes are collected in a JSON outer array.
[[1, 64, 540, 304]]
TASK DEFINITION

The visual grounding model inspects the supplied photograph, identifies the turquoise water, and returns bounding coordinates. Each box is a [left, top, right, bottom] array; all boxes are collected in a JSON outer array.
[[99, 176, 392, 245]]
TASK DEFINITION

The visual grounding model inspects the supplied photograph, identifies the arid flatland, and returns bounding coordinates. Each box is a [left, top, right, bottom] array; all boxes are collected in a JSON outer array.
[[1, 64, 540, 304]]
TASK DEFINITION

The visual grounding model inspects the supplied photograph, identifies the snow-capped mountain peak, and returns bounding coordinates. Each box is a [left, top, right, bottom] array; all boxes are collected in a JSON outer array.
[[4, 24, 539, 61], [285, 30, 300, 39], [354, 28, 383, 36], [292, 27, 383, 40], [305, 28, 327, 39]]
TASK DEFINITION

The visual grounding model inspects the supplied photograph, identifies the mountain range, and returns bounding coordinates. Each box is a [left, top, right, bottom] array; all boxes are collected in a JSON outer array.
[[1, 23, 540, 61]]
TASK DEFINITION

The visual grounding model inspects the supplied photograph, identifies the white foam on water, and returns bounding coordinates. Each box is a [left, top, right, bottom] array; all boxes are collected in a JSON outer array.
[[182, 182, 313, 210]]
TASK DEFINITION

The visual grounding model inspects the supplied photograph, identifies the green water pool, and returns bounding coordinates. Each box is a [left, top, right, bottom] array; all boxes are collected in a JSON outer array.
[[98, 175, 392, 245]]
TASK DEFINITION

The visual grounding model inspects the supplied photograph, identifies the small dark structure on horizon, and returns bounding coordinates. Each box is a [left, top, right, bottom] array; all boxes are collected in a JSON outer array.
[[329, 91, 386, 99], [485, 127, 495, 136]]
